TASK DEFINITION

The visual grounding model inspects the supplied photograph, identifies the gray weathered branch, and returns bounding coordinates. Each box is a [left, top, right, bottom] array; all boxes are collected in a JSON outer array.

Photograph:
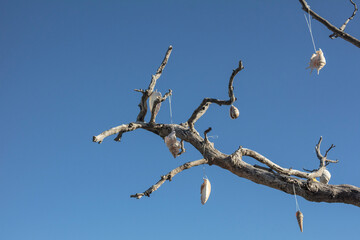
[[93, 120, 360, 207], [187, 61, 244, 130], [130, 159, 208, 199], [93, 122, 145, 143], [329, 0, 358, 39], [149, 89, 172, 123], [178, 139, 186, 156], [299, 0, 360, 48], [93, 56, 360, 207], [136, 46, 173, 122]]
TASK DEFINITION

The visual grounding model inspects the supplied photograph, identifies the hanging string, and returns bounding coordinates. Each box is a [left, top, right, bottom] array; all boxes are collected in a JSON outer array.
[[304, 7, 317, 52], [168, 95, 173, 124], [293, 184, 300, 212], [202, 143, 208, 179], [207, 135, 219, 140], [203, 166, 208, 179]]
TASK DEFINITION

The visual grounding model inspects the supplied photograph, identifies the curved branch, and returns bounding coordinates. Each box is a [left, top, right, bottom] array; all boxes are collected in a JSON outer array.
[[130, 159, 208, 199], [187, 61, 244, 129], [215, 151, 360, 207], [330, 0, 358, 39], [299, 0, 360, 48], [241, 148, 310, 179]]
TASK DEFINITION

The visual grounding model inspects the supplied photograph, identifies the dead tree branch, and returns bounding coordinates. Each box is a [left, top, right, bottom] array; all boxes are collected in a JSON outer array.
[[93, 47, 360, 207], [150, 89, 172, 123], [187, 61, 244, 130], [178, 139, 186, 156], [93, 122, 145, 143], [130, 159, 208, 199], [330, 0, 358, 39], [299, 0, 360, 48], [136, 46, 173, 122]]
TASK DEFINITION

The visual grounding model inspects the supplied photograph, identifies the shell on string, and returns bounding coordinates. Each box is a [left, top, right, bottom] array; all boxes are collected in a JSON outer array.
[[307, 48, 326, 75], [320, 169, 331, 184], [149, 90, 162, 116], [164, 128, 181, 158], [200, 178, 211, 205], [296, 210, 304, 232], [229, 105, 240, 119]]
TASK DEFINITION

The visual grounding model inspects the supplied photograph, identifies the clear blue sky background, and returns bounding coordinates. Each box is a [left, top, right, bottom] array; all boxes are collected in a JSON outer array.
[[1, 0, 359, 239]]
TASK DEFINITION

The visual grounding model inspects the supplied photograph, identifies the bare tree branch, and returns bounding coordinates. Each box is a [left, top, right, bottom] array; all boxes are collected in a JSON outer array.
[[204, 127, 212, 142], [178, 139, 186, 156], [93, 54, 360, 207], [241, 148, 310, 179], [136, 46, 173, 122], [324, 144, 335, 158], [130, 159, 208, 199], [330, 0, 358, 39], [299, 0, 360, 48], [187, 61, 244, 130], [149, 89, 172, 123], [94, 120, 360, 206], [93, 122, 145, 143]]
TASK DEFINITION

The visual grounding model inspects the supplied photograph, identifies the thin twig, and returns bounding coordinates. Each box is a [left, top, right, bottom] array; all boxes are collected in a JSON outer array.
[[330, 0, 358, 39], [130, 159, 208, 199], [187, 61, 244, 129]]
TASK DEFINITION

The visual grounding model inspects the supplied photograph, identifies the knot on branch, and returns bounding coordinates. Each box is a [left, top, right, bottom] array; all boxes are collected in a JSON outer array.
[[306, 179, 319, 193]]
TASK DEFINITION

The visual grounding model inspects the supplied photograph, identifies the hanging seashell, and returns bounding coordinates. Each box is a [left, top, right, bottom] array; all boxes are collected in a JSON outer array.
[[307, 48, 326, 75], [296, 210, 304, 232], [164, 128, 181, 158], [149, 90, 162, 116], [229, 105, 239, 119], [200, 178, 211, 205], [320, 169, 331, 184]]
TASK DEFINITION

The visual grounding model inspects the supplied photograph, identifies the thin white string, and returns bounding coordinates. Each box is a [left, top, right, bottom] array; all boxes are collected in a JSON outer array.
[[168, 95, 173, 124], [293, 184, 300, 212], [202, 143, 208, 179], [203, 165, 208, 179], [207, 135, 219, 139], [304, 9, 317, 52]]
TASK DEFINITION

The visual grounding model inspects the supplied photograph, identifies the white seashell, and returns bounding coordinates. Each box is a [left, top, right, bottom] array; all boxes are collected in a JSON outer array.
[[320, 169, 331, 184], [164, 129, 181, 158], [308, 48, 326, 75], [200, 178, 211, 205], [149, 90, 162, 115], [296, 210, 304, 232], [230, 105, 240, 119]]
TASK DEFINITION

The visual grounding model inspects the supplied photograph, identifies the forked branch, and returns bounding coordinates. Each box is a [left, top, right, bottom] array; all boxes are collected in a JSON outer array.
[[93, 47, 360, 207], [136, 46, 173, 122], [150, 89, 172, 123], [187, 61, 244, 129], [299, 0, 360, 48], [329, 0, 358, 39]]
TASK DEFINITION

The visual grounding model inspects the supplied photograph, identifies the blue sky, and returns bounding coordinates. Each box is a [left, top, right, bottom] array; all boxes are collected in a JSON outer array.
[[1, 0, 360, 239]]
